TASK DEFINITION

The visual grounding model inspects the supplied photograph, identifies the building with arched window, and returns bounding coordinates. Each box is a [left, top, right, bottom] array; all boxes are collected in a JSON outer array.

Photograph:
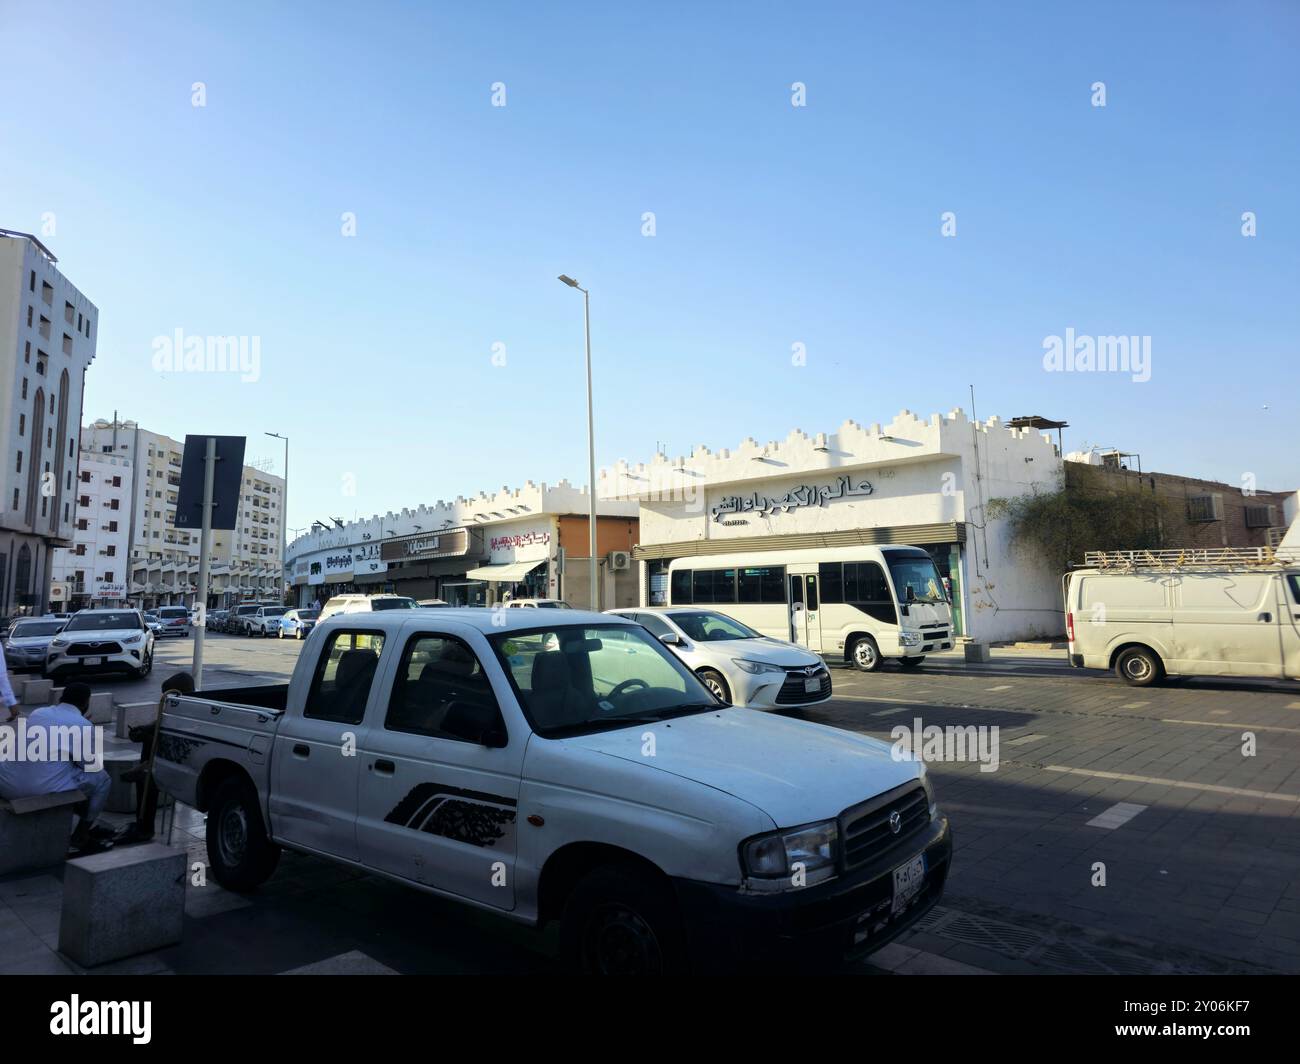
[[0, 229, 97, 615]]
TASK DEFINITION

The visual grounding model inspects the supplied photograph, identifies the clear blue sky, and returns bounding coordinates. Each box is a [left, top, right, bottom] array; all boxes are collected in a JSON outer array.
[[2, 0, 1296, 537]]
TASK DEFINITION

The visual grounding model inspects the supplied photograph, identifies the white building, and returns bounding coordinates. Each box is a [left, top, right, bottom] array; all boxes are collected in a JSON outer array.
[[81, 419, 285, 608], [599, 408, 1065, 642], [286, 481, 639, 610], [50, 450, 133, 610], [0, 229, 98, 614]]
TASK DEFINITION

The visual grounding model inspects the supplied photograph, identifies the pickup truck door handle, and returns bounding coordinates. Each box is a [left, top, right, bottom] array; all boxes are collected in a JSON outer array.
[[1258, 612, 1272, 623], [292, 743, 310, 758], [372, 759, 396, 776]]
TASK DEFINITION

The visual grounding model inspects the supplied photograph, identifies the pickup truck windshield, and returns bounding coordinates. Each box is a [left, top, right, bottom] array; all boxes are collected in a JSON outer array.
[[489, 623, 719, 737]]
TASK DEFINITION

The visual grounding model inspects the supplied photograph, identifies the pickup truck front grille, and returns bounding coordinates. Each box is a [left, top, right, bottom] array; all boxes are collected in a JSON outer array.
[[839, 784, 929, 870], [67, 641, 123, 656]]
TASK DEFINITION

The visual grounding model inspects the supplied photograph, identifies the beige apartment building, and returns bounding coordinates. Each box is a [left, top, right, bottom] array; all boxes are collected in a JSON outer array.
[[82, 418, 284, 608]]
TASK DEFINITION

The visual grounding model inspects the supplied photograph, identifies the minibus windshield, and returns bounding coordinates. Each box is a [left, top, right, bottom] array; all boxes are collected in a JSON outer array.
[[886, 555, 948, 605]]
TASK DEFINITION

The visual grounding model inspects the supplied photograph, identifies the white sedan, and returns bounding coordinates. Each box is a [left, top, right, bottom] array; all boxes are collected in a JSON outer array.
[[604, 607, 831, 709]]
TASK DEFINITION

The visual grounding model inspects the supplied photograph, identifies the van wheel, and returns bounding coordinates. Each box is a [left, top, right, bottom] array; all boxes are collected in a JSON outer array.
[[1115, 646, 1163, 687], [696, 668, 731, 705], [848, 636, 882, 672], [899, 656, 925, 669], [560, 866, 688, 975], [206, 776, 280, 891]]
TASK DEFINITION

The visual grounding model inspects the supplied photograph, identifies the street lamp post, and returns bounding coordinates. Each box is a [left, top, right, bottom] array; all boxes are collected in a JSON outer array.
[[558, 275, 599, 610], [266, 432, 289, 604]]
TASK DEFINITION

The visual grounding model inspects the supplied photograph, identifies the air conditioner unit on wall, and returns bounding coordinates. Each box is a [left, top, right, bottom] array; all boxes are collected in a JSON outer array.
[[608, 550, 631, 571]]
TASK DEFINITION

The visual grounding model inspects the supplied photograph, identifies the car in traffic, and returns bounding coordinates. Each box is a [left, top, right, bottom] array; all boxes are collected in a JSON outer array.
[[506, 598, 571, 609], [606, 606, 833, 708], [155, 605, 192, 638], [245, 606, 287, 637], [153, 608, 950, 973], [45, 608, 155, 680], [317, 593, 417, 623], [276, 608, 318, 639], [142, 611, 165, 637], [3, 617, 67, 673]]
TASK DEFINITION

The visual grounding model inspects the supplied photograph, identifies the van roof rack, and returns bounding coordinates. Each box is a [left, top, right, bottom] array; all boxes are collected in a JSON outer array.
[[1081, 547, 1287, 572]]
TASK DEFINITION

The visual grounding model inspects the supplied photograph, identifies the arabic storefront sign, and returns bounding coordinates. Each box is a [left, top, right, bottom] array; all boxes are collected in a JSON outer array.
[[490, 531, 550, 552], [380, 527, 474, 563], [710, 475, 874, 523], [353, 542, 388, 575]]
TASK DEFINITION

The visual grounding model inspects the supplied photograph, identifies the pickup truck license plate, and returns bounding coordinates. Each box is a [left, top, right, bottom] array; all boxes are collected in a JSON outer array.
[[891, 853, 927, 915], [804, 676, 821, 693]]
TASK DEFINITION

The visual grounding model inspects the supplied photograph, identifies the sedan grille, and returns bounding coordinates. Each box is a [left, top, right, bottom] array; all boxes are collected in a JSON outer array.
[[774, 665, 832, 705]]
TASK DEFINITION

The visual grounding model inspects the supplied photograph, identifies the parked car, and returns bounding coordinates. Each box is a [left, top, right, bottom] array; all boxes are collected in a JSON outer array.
[[317, 594, 417, 623], [142, 611, 165, 637], [228, 602, 267, 635], [207, 610, 230, 633], [416, 598, 450, 608], [1065, 553, 1300, 685], [155, 605, 192, 638], [45, 608, 154, 680], [245, 606, 287, 637], [153, 608, 950, 973], [276, 608, 319, 639], [606, 607, 833, 708], [3, 617, 67, 672], [506, 598, 571, 609]]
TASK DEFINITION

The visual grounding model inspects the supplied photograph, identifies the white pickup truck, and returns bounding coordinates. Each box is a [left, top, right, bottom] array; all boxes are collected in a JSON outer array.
[[153, 608, 952, 973]]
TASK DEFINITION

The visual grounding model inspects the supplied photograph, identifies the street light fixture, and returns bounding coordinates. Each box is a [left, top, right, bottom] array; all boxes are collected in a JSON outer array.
[[557, 274, 599, 609]]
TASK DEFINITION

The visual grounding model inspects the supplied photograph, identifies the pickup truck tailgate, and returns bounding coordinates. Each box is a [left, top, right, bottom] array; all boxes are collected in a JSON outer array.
[[153, 693, 283, 810]]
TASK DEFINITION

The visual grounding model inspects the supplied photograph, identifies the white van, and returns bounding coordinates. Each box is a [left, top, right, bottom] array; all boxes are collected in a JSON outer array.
[[666, 545, 954, 672], [1064, 550, 1300, 685], [317, 593, 417, 624]]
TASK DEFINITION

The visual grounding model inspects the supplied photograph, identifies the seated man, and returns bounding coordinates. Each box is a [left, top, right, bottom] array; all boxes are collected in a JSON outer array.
[[0, 683, 111, 854]]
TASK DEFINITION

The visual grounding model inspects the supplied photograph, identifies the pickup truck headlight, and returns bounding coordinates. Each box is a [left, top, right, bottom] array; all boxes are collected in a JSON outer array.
[[731, 658, 784, 675], [741, 820, 839, 889], [899, 631, 922, 647]]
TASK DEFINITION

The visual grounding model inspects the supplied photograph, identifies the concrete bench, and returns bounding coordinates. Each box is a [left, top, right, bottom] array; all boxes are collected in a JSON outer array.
[[0, 790, 85, 876], [102, 749, 141, 814], [58, 843, 186, 967], [19, 678, 53, 705]]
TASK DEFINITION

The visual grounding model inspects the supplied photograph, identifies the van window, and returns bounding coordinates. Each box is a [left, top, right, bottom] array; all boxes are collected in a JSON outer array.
[[737, 566, 785, 603], [386, 635, 502, 742], [692, 568, 737, 604], [1289, 575, 1300, 604], [304, 631, 387, 725]]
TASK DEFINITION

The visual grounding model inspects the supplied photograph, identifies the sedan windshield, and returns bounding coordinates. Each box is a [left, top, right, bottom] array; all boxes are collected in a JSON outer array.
[[666, 611, 758, 642], [11, 621, 64, 638], [489, 623, 719, 737], [65, 612, 141, 631]]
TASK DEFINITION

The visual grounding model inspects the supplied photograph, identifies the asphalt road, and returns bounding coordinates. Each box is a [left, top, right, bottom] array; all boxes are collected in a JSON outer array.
[[14, 637, 1298, 975]]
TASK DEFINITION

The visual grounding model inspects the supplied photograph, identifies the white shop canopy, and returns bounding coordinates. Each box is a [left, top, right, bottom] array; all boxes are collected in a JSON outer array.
[[463, 560, 543, 583]]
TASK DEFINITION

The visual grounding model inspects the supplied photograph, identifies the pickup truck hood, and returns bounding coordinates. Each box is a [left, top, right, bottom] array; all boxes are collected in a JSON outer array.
[[566, 709, 921, 827]]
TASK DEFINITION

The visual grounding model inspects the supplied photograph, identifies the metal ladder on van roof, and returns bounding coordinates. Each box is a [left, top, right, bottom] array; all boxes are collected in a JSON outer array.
[[1082, 547, 1286, 572]]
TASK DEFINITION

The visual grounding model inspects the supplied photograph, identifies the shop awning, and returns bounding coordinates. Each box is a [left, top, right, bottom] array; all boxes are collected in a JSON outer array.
[[463, 560, 543, 583]]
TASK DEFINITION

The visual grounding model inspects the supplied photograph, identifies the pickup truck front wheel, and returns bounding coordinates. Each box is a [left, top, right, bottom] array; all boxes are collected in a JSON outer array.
[[207, 777, 280, 891], [560, 866, 688, 975]]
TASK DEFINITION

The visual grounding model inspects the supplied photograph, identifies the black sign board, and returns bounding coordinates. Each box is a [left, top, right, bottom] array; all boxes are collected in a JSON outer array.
[[174, 435, 247, 530]]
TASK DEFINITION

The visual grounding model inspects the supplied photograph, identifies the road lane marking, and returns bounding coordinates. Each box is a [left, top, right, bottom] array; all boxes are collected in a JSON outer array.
[[1044, 765, 1300, 803], [1086, 802, 1148, 829], [1006, 733, 1046, 746], [1122, 702, 1149, 709], [871, 707, 915, 717], [989, 685, 1013, 691], [1288, 701, 1300, 710], [1161, 718, 1300, 735]]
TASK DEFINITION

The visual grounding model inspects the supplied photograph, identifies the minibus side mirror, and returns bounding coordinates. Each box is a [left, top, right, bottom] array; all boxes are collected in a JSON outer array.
[[905, 585, 916, 603]]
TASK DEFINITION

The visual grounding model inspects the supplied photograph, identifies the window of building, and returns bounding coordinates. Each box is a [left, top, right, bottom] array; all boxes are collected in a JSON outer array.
[[18, 414, 24, 436], [11, 490, 17, 511], [14, 452, 21, 474]]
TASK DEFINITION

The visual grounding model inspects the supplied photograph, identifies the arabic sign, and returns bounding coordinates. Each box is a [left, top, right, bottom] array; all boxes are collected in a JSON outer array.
[[710, 475, 874, 523], [490, 531, 550, 552], [354, 541, 388, 575], [380, 527, 474, 563]]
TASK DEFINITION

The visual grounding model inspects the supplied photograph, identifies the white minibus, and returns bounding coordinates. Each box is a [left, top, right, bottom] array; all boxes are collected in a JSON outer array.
[[666, 544, 955, 671]]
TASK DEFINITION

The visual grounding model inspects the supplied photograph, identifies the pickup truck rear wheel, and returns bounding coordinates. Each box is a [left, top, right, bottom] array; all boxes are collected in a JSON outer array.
[[560, 866, 688, 975], [206, 776, 280, 891]]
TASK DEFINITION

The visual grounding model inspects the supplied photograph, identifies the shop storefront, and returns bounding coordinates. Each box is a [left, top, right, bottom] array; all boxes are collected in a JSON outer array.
[[379, 526, 489, 603], [603, 409, 1067, 643]]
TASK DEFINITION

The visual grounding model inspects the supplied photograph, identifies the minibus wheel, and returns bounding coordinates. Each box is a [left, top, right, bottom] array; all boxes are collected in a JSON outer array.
[[848, 635, 882, 672], [1114, 645, 1163, 687]]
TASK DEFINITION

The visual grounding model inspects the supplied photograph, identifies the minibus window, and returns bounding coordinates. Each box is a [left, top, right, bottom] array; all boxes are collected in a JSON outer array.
[[670, 569, 692, 604]]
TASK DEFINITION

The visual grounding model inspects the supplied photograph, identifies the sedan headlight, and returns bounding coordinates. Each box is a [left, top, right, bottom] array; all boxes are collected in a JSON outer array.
[[899, 631, 922, 647], [731, 658, 784, 675], [741, 820, 839, 890]]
